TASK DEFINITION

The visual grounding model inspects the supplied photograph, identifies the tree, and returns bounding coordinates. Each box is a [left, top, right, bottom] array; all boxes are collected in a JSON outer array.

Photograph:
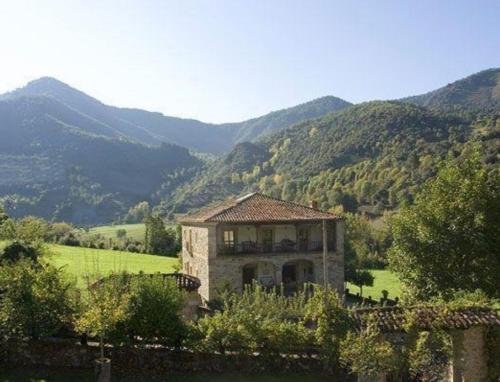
[[350, 269, 374, 297], [116, 229, 127, 239], [389, 148, 500, 300], [123, 201, 150, 223], [76, 275, 131, 360], [0, 259, 77, 339], [0, 205, 8, 226], [304, 287, 352, 371], [144, 215, 177, 255], [14, 216, 50, 243]]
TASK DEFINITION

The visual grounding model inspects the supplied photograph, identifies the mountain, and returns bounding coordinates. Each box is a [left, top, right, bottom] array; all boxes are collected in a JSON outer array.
[[164, 100, 499, 215], [1, 78, 351, 154], [2, 68, 499, 223], [0, 77, 231, 153], [219, 96, 352, 143], [403, 68, 500, 112], [0, 95, 202, 224]]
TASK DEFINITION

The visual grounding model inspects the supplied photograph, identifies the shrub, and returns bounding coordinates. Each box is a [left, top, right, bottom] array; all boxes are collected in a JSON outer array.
[[195, 283, 313, 356], [116, 229, 127, 239], [124, 274, 188, 347], [340, 318, 397, 377], [304, 287, 352, 371], [0, 259, 78, 339], [13, 216, 50, 243], [58, 232, 81, 246], [0, 241, 41, 264]]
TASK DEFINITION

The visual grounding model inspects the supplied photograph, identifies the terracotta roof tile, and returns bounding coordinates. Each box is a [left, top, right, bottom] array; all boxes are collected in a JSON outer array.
[[353, 306, 500, 332], [178, 193, 340, 224]]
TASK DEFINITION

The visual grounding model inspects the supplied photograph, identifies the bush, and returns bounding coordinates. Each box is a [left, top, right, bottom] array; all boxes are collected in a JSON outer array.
[[0, 259, 78, 339], [123, 274, 188, 347], [340, 319, 396, 377], [0, 241, 41, 264], [58, 232, 81, 246], [195, 284, 313, 356]]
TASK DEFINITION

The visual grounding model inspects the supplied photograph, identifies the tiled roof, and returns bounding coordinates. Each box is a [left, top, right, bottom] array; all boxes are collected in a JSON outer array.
[[178, 193, 340, 224], [353, 306, 500, 332]]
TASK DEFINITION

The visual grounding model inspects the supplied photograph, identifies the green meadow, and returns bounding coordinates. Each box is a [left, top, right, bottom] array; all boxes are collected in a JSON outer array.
[[1, 240, 401, 297], [346, 269, 402, 299], [87, 223, 146, 241], [46, 244, 178, 287]]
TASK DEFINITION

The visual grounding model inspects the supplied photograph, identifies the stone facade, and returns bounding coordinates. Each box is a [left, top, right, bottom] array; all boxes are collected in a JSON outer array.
[[448, 326, 488, 382], [182, 220, 344, 302]]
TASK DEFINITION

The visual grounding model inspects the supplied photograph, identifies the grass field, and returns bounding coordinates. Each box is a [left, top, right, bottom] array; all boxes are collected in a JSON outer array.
[[347, 269, 401, 299], [46, 244, 178, 287], [2, 240, 401, 297], [87, 223, 146, 241]]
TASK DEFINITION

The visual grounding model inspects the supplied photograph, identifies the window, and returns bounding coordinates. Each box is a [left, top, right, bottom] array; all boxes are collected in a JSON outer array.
[[224, 230, 235, 248]]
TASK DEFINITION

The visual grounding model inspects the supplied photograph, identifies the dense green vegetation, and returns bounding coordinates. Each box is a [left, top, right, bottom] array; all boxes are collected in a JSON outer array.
[[1, 69, 499, 225], [403, 68, 500, 112], [389, 149, 500, 301], [0, 79, 352, 225], [219, 96, 351, 143], [0, 95, 202, 224], [165, 106, 498, 217]]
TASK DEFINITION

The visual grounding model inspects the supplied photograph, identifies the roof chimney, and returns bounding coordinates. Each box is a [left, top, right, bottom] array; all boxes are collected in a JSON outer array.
[[309, 199, 318, 209]]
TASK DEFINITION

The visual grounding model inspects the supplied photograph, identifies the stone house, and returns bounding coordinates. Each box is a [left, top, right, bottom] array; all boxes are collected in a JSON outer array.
[[178, 193, 344, 302]]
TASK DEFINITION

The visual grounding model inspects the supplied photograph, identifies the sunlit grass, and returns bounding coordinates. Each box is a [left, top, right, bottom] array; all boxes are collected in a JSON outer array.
[[87, 223, 146, 241], [45, 244, 178, 288], [347, 269, 402, 300]]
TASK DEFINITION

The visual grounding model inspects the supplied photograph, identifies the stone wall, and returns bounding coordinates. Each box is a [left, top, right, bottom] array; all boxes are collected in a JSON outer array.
[[182, 221, 345, 302], [5, 339, 338, 378], [182, 224, 215, 301], [208, 252, 344, 299], [449, 326, 488, 382]]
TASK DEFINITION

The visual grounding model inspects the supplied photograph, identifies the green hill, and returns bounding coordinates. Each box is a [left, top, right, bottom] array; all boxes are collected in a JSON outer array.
[[220, 96, 351, 144], [165, 100, 499, 215], [0, 96, 202, 224], [1, 77, 351, 154], [402, 68, 500, 112]]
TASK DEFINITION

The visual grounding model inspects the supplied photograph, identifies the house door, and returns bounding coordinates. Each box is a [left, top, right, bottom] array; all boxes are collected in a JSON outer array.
[[282, 264, 297, 284], [242, 265, 256, 287], [262, 228, 273, 252]]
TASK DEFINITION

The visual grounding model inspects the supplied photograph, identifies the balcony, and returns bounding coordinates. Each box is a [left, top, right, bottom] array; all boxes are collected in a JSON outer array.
[[218, 239, 335, 255]]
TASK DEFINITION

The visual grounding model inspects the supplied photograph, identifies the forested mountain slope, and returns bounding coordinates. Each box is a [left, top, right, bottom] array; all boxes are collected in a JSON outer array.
[[0, 96, 202, 224], [402, 68, 500, 112], [220, 96, 351, 143], [1, 78, 350, 153], [164, 101, 499, 215]]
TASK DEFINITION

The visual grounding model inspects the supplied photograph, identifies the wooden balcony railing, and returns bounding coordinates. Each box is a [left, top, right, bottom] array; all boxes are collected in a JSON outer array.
[[218, 240, 336, 255]]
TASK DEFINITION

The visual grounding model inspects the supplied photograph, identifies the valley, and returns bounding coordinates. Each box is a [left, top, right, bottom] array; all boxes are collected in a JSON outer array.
[[2, 68, 498, 225]]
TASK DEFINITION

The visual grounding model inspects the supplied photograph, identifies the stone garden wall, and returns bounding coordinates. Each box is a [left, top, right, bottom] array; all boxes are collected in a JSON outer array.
[[5, 339, 336, 378]]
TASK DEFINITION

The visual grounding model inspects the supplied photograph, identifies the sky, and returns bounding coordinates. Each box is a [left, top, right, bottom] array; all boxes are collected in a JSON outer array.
[[0, 0, 499, 123]]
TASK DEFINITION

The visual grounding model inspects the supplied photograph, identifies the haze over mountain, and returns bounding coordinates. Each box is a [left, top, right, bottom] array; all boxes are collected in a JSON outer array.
[[0, 94, 202, 224], [1, 77, 351, 154]]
